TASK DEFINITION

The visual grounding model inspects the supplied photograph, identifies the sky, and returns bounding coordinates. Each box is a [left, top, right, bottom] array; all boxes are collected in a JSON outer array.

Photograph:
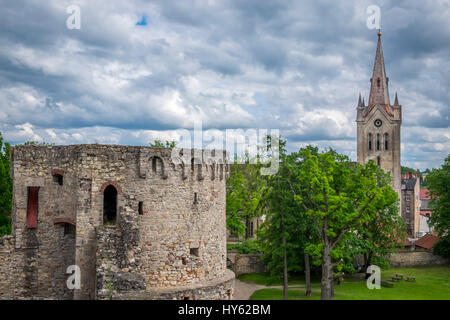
[[0, 0, 448, 170]]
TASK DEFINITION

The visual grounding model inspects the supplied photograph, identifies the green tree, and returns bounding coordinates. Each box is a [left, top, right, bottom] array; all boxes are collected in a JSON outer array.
[[428, 154, 450, 256], [258, 143, 319, 298], [0, 133, 12, 236], [342, 166, 406, 273], [292, 149, 398, 300], [226, 162, 268, 238], [149, 139, 177, 148]]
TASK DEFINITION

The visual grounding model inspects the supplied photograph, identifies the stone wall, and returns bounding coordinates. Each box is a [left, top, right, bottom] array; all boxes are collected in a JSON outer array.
[[233, 254, 266, 277], [390, 251, 449, 267], [0, 236, 26, 299], [6, 144, 232, 300]]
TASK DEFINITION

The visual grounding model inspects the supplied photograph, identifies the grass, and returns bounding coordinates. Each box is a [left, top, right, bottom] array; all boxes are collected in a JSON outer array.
[[246, 265, 450, 300], [238, 272, 319, 286]]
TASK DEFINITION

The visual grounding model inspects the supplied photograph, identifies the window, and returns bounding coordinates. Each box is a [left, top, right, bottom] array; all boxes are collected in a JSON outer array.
[[193, 192, 198, 204], [368, 133, 372, 151], [64, 223, 75, 236], [190, 248, 199, 257], [152, 157, 157, 172], [103, 185, 118, 224], [406, 195, 410, 202], [138, 201, 143, 215], [51, 169, 64, 186], [384, 133, 389, 150], [376, 134, 380, 151], [53, 174, 63, 185], [377, 77, 381, 87], [377, 156, 381, 166], [27, 187, 40, 228]]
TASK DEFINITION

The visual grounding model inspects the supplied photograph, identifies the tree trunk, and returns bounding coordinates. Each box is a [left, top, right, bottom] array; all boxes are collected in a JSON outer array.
[[321, 244, 333, 300], [282, 236, 288, 300], [304, 253, 312, 297], [330, 273, 335, 298]]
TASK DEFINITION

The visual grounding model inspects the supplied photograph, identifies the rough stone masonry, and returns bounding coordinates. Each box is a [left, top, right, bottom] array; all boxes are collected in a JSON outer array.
[[0, 144, 235, 300]]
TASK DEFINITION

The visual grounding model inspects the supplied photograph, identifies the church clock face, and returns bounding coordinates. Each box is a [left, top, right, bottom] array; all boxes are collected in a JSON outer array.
[[374, 119, 382, 127]]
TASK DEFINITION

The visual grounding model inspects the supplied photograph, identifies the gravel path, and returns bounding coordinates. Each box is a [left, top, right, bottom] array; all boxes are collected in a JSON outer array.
[[233, 280, 315, 300], [233, 279, 267, 300]]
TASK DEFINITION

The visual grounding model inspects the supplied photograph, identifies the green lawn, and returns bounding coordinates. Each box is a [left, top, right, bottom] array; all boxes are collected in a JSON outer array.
[[237, 273, 306, 286], [247, 265, 450, 300]]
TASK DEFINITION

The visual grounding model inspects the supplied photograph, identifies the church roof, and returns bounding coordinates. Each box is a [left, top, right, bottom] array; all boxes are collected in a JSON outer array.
[[363, 32, 395, 118]]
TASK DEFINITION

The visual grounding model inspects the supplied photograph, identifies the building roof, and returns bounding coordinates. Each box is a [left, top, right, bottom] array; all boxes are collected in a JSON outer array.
[[368, 32, 390, 108], [420, 189, 431, 199], [420, 210, 432, 217], [401, 177, 418, 190], [415, 234, 440, 250]]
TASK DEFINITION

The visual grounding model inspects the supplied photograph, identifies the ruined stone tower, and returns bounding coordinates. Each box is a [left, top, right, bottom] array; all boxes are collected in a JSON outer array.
[[0, 144, 234, 300], [356, 32, 402, 202]]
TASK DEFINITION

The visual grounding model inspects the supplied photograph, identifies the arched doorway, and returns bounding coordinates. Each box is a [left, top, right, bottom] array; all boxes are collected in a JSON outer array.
[[103, 185, 117, 224]]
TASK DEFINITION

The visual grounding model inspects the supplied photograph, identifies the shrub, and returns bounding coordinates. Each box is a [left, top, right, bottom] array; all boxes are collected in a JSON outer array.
[[227, 239, 263, 254]]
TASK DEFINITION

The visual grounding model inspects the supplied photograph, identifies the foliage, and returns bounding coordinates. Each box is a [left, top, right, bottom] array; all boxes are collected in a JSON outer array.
[[227, 239, 263, 254], [0, 133, 12, 236], [149, 139, 177, 148], [344, 167, 406, 272], [21, 141, 55, 146], [433, 237, 450, 258], [428, 154, 450, 251], [226, 160, 268, 238], [291, 148, 399, 299], [258, 143, 320, 285]]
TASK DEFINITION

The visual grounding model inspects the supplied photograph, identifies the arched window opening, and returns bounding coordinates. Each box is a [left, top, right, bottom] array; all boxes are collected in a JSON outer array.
[[53, 174, 63, 185], [384, 133, 389, 150], [152, 157, 157, 172], [368, 133, 372, 151], [376, 134, 380, 151], [377, 156, 381, 166], [103, 185, 117, 224], [377, 77, 381, 87], [51, 169, 64, 186]]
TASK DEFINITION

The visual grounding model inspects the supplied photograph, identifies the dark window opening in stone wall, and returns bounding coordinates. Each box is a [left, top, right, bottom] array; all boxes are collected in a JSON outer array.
[[368, 133, 372, 151], [138, 201, 143, 215], [53, 174, 63, 186], [190, 248, 199, 257], [103, 185, 117, 224], [377, 156, 381, 166], [152, 157, 157, 172], [27, 186, 40, 228], [193, 192, 198, 204], [384, 133, 389, 150], [64, 223, 75, 236], [376, 134, 380, 151]]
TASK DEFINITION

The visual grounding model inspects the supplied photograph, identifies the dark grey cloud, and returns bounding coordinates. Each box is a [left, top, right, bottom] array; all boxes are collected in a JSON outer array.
[[0, 0, 448, 170]]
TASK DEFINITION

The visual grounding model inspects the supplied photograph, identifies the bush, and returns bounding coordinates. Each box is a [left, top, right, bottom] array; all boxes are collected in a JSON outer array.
[[0, 214, 11, 237], [227, 239, 263, 254], [433, 237, 450, 258]]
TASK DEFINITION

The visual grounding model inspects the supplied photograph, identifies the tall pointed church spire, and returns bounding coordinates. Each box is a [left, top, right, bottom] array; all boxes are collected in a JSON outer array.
[[358, 93, 362, 106], [394, 92, 399, 105], [368, 31, 390, 107]]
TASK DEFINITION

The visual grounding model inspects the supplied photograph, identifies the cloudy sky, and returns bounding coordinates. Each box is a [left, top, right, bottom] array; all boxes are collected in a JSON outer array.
[[0, 0, 448, 169]]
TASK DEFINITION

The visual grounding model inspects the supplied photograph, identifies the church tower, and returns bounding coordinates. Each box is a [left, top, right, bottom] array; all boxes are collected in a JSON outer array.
[[356, 31, 402, 202]]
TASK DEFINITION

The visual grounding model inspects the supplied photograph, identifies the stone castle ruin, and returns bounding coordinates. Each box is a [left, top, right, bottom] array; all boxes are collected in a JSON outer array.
[[0, 144, 235, 299]]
